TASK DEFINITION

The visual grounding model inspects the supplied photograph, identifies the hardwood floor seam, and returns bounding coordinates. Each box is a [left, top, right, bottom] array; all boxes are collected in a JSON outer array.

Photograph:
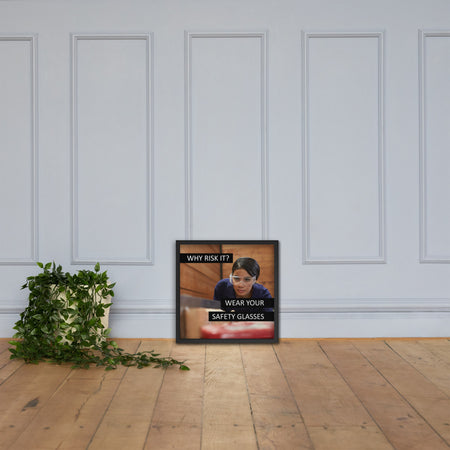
[[85, 339, 142, 450], [239, 344, 261, 450], [272, 343, 316, 449]]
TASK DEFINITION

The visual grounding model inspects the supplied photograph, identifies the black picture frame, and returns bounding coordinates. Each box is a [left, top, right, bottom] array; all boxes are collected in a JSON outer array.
[[176, 240, 279, 344]]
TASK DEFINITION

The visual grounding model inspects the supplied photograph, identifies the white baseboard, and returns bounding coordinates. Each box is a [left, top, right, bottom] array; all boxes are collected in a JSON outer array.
[[1, 298, 449, 338]]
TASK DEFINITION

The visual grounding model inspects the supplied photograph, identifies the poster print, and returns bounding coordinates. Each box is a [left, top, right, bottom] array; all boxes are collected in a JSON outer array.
[[176, 240, 279, 343]]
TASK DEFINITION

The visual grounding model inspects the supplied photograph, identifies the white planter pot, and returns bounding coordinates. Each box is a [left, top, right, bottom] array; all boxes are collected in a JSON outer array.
[[50, 285, 111, 346]]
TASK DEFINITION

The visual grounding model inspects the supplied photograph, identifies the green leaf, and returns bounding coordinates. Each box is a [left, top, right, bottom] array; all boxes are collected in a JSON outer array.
[[11, 261, 189, 372]]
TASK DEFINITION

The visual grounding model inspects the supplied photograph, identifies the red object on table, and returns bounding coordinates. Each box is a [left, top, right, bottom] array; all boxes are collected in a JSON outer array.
[[201, 322, 274, 339]]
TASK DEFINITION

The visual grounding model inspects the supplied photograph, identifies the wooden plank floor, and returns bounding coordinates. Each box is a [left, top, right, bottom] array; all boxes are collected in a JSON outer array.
[[1, 339, 449, 449]]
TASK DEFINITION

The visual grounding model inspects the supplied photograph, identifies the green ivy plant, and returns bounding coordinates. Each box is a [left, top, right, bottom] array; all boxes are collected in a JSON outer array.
[[9, 262, 189, 371]]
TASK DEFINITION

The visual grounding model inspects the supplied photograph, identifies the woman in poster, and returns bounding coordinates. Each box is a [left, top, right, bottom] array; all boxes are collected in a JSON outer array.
[[204, 256, 274, 339], [214, 257, 272, 309]]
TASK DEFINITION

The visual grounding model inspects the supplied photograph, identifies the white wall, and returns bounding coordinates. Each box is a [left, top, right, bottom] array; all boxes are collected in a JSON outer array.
[[1, 0, 449, 337]]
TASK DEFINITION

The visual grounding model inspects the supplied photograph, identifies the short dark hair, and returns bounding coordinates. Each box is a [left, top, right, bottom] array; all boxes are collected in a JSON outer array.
[[231, 257, 260, 279]]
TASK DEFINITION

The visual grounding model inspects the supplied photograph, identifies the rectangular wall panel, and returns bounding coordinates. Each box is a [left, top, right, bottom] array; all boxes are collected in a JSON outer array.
[[419, 31, 450, 263], [186, 32, 267, 240], [0, 36, 37, 264], [302, 32, 385, 264], [72, 34, 153, 264]]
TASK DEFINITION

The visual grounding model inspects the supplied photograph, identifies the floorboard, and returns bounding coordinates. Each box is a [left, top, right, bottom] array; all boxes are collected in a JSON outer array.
[[0, 362, 72, 449], [0, 338, 449, 450], [320, 340, 448, 450], [202, 345, 257, 449], [354, 340, 450, 445], [88, 340, 171, 450], [387, 340, 450, 397], [275, 340, 393, 450], [144, 343, 205, 449], [241, 344, 313, 449]]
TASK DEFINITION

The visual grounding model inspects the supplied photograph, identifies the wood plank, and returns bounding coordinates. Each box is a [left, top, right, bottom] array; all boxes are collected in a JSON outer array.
[[179, 244, 221, 254], [387, 340, 450, 397], [182, 261, 222, 284], [6, 339, 139, 450], [275, 341, 375, 426], [0, 340, 10, 353], [320, 340, 448, 450], [180, 244, 222, 299], [240, 344, 313, 449], [88, 340, 173, 449], [180, 263, 221, 299], [354, 340, 450, 445], [202, 344, 257, 449], [274, 341, 393, 450], [144, 343, 205, 449], [0, 362, 73, 449], [0, 341, 24, 385], [0, 360, 31, 387], [420, 339, 450, 365], [308, 425, 393, 450]]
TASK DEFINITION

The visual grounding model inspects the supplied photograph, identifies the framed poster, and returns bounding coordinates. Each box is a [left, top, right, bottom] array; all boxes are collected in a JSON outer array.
[[176, 240, 279, 343]]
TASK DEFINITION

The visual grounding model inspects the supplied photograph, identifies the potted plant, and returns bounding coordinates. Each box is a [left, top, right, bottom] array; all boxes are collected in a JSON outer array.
[[9, 262, 189, 371]]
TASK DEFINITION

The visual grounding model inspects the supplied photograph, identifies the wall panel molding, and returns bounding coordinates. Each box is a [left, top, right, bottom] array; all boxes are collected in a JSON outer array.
[[185, 31, 268, 239], [3, 297, 449, 338], [71, 33, 154, 265], [0, 35, 38, 265], [74, 297, 450, 338], [4, 297, 449, 316], [280, 297, 450, 313], [419, 30, 450, 263], [302, 31, 385, 264]]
